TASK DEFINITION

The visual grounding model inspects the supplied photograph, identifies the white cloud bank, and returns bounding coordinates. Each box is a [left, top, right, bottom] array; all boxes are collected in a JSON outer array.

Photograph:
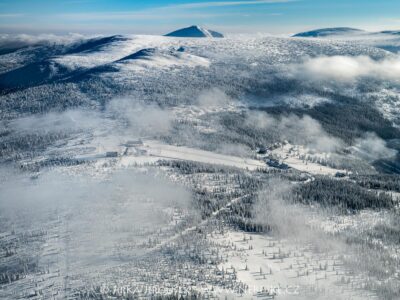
[[353, 132, 397, 161], [106, 98, 173, 137], [0, 169, 194, 261], [0, 33, 84, 50], [8, 98, 174, 139], [245, 111, 343, 152], [297, 55, 400, 82]]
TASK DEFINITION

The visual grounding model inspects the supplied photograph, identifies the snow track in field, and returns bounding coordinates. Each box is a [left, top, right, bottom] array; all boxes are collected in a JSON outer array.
[[120, 140, 266, 171]]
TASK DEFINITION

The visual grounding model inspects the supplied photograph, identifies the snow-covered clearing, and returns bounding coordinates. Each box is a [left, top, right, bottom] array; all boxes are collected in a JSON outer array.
[[141, 141, 266, 171], [114, 140, 266, 171], [117, 51, 210, 71], [212, 230, 376, 299], [270, 143, 347, 176]]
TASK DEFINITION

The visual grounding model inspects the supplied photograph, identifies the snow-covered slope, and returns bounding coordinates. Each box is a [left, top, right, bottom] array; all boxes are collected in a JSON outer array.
[[293, 27, 365, 37], [116, 47, 210, 69], [380, 30, 400, 36], [165, 25, 224, 38]]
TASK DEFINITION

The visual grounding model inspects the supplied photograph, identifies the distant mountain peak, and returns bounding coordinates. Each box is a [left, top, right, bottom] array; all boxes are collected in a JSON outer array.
[[165, 25, 224, 38], [293, 27, 365, 38]]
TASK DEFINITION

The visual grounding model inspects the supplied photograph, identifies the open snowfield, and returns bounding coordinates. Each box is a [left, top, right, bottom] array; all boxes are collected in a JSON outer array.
[[126, 140, 266, 171], [270, 143, 347, 176], [212, 230, 376, 300]]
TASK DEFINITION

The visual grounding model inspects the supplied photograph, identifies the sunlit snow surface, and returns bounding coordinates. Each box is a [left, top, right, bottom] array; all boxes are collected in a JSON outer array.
[[1, 33, 400, 299]]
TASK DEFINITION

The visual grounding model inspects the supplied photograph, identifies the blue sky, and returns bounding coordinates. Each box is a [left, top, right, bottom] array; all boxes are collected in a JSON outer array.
[[1, 0, 400, 35]]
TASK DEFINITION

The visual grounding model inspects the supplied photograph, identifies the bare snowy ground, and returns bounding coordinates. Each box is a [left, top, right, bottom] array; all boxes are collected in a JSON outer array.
[[270, 143, 347, 176], [211, 230, 377, 300]]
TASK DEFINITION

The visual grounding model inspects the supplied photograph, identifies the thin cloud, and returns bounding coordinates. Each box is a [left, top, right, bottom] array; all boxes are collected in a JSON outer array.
[[58, 0, 295, 20], [0, 13, 24, 18], [58, 12, 226, 21], [173, 0, 296, 9]]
